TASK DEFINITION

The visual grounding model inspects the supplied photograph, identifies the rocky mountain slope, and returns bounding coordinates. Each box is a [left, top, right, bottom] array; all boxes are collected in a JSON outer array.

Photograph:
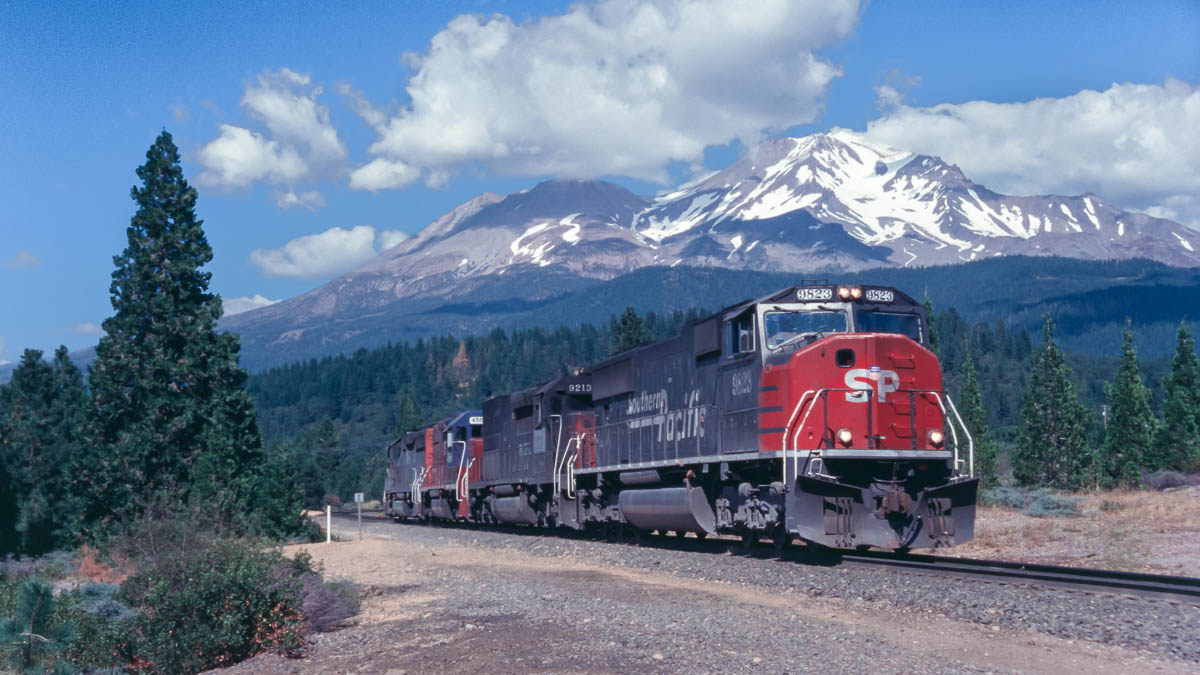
[[219, 131, 1199, 368]]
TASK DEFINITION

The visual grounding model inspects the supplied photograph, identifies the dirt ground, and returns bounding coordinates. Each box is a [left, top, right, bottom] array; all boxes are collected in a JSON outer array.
[[219, 500, 1200, 674], [949, 488, 1200, 575]]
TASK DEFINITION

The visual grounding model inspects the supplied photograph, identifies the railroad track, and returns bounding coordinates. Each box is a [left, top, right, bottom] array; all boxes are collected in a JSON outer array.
[[329, 510, 1200, 605]]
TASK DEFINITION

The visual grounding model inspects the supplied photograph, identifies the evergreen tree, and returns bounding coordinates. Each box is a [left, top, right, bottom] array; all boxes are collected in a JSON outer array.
[[958, 352, 998, 487], [0, 347, 85, 554], [922, 292, 940, 357], [1014, 315, 1093, 489], [395, 390, 423, 433], [1098, 320, 1158, 486], [79, 131, 288, 536], [1150, 320, 1200, 471], [609, 306, 652, 354]]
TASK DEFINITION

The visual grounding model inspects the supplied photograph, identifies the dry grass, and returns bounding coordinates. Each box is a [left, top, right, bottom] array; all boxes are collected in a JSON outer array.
[[948, 488, 1200, 574]]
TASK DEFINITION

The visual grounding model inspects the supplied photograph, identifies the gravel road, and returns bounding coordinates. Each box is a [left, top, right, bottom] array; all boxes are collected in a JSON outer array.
[[224, 514, 1199, 673]]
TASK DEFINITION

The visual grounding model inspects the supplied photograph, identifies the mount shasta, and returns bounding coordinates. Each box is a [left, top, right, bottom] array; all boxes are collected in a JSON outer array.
[[223, 130, 1199, 368]]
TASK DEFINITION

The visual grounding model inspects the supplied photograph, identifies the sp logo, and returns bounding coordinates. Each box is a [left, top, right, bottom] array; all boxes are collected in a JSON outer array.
[[844, 368, 899, 402]]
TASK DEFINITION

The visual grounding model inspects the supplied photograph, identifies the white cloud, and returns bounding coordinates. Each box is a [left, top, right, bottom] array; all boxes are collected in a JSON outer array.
[[0, 336, 7, 364], [2, 250, 40, 268], [250, 225, 411, 278], [347, 0, 861, 188], [71, 322, 104, 336], [196, 68, 347, 203], [170, 104, 189, 122], [222, 294, 279, 317], [863, 79, 1200, 227], [376, 229, 410, 250], [348, 157, 421, 191], [275, 189, 327, 211]]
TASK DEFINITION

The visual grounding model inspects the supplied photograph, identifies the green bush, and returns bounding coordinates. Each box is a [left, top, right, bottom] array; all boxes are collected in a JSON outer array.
[[120, 537, 306, 674]]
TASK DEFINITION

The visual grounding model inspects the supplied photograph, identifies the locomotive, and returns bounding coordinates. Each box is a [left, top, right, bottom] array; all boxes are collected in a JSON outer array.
[[384, 283, 977, 550]]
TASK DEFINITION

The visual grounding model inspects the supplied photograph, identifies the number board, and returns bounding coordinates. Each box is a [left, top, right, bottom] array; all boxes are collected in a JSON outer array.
[[796, 287, 833, 301], [864, 289, 895, 303], [468, 416, 483, 425]]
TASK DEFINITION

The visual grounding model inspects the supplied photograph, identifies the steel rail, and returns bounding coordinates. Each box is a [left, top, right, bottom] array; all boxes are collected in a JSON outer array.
[[335, 510, 1200, 605], [837, 549, 1200, 604]]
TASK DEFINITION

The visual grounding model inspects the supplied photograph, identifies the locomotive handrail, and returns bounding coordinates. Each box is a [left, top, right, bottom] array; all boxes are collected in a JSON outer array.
[[553, 435, 579, 496], [453, 440, 468, 501], [411, 466, 429, 506], [457, 457, 475, 499], [930, 392, 974, 478], [782, 389, 821, 487]]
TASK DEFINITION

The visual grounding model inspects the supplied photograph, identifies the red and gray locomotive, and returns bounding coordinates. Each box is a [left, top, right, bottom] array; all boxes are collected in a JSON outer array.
[[384, 283, 977, 550]]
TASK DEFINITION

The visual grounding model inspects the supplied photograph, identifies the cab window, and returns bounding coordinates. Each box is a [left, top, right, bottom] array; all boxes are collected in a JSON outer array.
[[764, 310, 848, 349], [728, 313, 755, 355], [856, 311, 922, 341]]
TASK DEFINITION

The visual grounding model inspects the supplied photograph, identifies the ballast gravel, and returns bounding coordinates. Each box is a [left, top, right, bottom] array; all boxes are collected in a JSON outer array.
[[228, 516, 1199, 673]]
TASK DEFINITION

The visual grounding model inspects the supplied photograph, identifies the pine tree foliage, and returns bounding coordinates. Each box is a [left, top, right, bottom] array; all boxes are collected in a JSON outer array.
[[610, 306, 653, 354], [1151, 320, 1200, 471], [0, 347, 85, 554], [1099, 320, 1158, 486], [0, 578, 78, 673], [79, 131, 293, 536], [922, 293, 940, 357], [1014, 315, 1094, 489], [957, 352, 998, 487]]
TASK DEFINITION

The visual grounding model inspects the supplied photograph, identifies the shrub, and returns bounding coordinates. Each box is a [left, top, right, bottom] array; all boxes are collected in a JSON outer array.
[[1022, 493, 1082, 517], [298, 575, 358, 633], [1143, 470, 1190, 490], [980, 487, 1082, 517], [1099, 500, 1126, 513], [77, 583, 138, 622], [322, 494, 343, 508], [121, 537, 306, 674]]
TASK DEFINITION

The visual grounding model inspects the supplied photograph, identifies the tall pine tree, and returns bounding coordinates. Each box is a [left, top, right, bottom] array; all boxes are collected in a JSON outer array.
[[1098, 320, 1157, 487], [79, 131, 282, 535], [1014, 315, 1093, 489], [610, 306, 652, 354], [1150, 320, 1200, 471], [958, 351, 998, 488], [0, 347, 85, 554]]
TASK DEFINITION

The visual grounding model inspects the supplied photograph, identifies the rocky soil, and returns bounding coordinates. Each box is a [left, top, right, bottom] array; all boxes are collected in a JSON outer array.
[[223, 513, 1199, 674]]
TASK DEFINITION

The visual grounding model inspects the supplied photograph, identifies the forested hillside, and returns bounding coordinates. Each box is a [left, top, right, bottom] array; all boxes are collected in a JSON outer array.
[[248, 301, 1177, 505], [221, 256, 1200, 372]]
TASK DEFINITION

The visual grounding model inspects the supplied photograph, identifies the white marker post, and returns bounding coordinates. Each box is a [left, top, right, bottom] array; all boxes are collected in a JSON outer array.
[[325, 504, 332, 543], [354, 492, 364, 540]]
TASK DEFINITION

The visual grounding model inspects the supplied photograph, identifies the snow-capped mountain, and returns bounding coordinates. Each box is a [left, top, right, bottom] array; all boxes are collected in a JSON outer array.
[[223, 131, 1199, 353], [634, 130, 1198, 267]]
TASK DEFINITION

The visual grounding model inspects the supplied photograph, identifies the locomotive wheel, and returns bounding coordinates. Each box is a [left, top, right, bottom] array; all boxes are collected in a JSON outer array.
[[773, 528, 793, 557], [674, 530, 687, 539], [695, 531, 708, 540], [740, 531, 758, 554]]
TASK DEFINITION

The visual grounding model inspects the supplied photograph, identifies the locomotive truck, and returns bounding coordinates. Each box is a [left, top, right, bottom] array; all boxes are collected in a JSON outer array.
[[385, 283, 977, 550]]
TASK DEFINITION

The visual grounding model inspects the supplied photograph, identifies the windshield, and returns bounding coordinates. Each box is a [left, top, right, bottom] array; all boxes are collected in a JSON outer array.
[[763, 310, 848, 348], [856, 311, 922, 341]]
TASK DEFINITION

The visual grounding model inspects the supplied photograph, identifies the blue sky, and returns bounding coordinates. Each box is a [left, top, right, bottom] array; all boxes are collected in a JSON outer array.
[[1, 0, 1197, 363]]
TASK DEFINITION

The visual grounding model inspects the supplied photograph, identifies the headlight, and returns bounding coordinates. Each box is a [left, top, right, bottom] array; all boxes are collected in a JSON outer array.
[[837, 286, 852, 300], [928, 429, 945, 448], [849, 286, 863, 300], [836, 427, 854, 447]]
